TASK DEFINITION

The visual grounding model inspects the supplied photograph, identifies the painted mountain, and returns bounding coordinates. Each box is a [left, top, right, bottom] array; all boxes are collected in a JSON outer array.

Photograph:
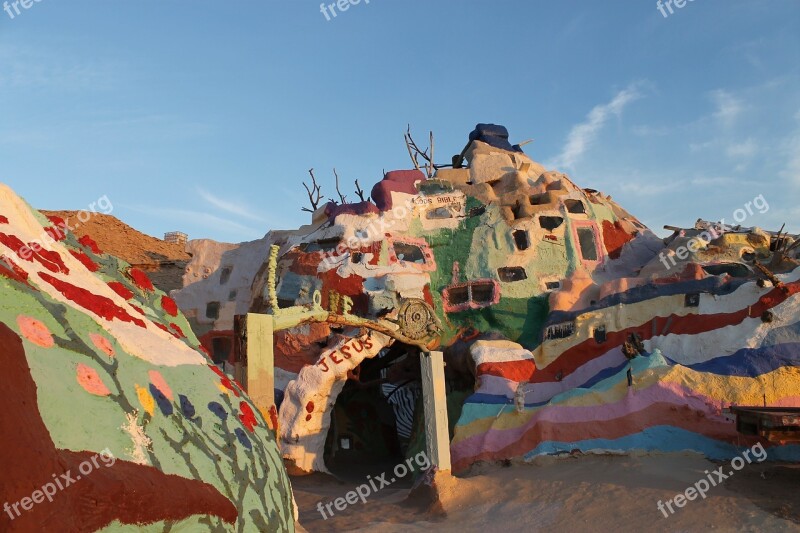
[[0, 184, 294, 532], [239, 124, 800, 472]]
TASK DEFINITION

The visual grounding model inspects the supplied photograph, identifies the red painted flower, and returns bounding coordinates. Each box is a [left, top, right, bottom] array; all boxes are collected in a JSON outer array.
[[39, 272, 146, 328], [70, 250, 99, 272], [107, 281, 134, 300], [0, 255, 29, 285], [239, 401, 258, 433], [208, 365, 240, 397], [44, 226, 67, 242], [161, 296, 178, 317], [78, 235, 102, 254], [128, 268, 154, 291], [169, 323, 185, 338], [45, 215, 65, 226]]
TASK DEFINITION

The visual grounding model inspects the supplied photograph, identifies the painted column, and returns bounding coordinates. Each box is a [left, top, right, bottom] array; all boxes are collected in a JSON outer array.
[[420, 350, 451, 472], [246, 313, 275, 420]]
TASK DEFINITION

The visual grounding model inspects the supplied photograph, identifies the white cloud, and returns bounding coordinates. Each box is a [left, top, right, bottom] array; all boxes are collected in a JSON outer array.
[[710, 89, 744, 128], [0, 45, 119, 91], [725, 138, 758, 159], [549, 84, 642, 170], [631, 125, 670, 137], [197, 188, 267, 223], [124, 204, 263, 240], [619, 180, 684, 196], [690, 176, 737, 186], [779, 131, 800, 186]]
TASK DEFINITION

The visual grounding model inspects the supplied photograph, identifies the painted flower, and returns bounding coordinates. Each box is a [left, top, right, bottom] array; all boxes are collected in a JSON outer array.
[[89, 333, 115, 357], [76, 364, 111, 396], [128, 268, 154, 291], [239, 401, 258, 433], [135, 384, 155, 416], [208, 401, 228, 421], [17, 315, 54, 348], [161, 296, 178, 317], [235, 428, 252, 450], [179, 394, 196, 419], [148, 370, 174, 401]]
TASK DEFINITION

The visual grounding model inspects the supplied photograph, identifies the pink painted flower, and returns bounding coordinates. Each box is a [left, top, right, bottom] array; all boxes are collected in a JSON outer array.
[[148, 370, 174, 401], [76, 364, 111, 396], [17, 315, 54, 348], [89, 333, 115, 357]]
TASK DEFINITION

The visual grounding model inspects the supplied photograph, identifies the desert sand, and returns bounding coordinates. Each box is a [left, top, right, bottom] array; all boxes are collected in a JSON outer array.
[[293, 454, 800, 532]]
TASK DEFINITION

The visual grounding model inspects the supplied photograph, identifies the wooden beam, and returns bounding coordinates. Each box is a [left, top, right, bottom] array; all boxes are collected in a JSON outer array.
[[246, 313, 275, 421], [419, 351, 451, 472]]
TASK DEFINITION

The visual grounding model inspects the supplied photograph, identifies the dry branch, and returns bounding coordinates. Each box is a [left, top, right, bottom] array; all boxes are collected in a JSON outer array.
[[333, 168, 348, 204], [354, 179, 366, 202], [301, 168, 324, 213]]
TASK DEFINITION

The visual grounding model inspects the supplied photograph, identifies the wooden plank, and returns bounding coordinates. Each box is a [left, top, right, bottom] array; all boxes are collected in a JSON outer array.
[[420, 350, 451, 472], [246, 313, 275, 421]]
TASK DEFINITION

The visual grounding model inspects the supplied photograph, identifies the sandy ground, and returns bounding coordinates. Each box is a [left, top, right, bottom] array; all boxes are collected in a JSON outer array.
[[292, 453, 800, 532]]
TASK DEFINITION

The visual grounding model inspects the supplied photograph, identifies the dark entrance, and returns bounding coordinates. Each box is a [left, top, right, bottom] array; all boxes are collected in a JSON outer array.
[[323, 342, 423, 478]]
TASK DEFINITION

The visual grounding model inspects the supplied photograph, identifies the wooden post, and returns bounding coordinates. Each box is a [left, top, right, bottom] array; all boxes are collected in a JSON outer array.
[[419, 350, 451, 472], [246, 313, 275, 420]]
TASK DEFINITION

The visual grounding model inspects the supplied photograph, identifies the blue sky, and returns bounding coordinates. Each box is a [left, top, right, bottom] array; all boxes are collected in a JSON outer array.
[[1, 0, 798, 243]]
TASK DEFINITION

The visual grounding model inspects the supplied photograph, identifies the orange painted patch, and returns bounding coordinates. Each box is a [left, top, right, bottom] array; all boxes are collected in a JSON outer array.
[[76, 364, 111, 396], [136, 384, 155, 415], [148, 370, 174, 401], [89, 333, 115, 357], [602, 220, 636, 260], [17, 315, 54, 348]]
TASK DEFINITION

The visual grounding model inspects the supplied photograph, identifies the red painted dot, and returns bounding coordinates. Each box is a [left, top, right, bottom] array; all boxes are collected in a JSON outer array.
[[107, 281, 134, 300], [305, 401, 314, 413], [128, 268, 154, 291], [45, 215, 65, 226], [78, 235, 102, 255], [169, 323, 185, 338], [238, 401, 258, 433], [161, 296, 178, 317], [70, 250, 99, 272], [44, 226, 67, 242]]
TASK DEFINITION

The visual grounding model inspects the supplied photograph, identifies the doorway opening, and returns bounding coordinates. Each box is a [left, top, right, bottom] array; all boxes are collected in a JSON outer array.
[[323, 342, 423, 479]]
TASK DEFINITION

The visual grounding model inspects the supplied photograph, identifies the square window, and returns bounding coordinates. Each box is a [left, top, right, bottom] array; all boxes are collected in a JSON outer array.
[[513, 230, 530, 251], [576, 227, 598, 261], [219, 266, 233, 285], [206, 301, 220, 319], [498, 267, 528, 282], [393, 242, 426, 264], [565, 199, 586, 214]]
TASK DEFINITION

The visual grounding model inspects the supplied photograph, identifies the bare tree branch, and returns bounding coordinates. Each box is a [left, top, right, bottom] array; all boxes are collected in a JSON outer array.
[[301, 168, 324, 213], [404, 126, 438, 178], [333, 168, 348, 204], [354, 179, 366, 202]]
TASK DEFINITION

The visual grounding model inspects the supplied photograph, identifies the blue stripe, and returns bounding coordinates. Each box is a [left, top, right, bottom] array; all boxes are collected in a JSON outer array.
[[545, 276, 749, 327], [685, 343, 800, 377], [522, 425, 800, 462]]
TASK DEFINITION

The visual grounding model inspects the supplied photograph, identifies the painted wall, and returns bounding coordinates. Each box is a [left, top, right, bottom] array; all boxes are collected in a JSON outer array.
[[254, 127, 800, 473], [0, 184, 295, 532]]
